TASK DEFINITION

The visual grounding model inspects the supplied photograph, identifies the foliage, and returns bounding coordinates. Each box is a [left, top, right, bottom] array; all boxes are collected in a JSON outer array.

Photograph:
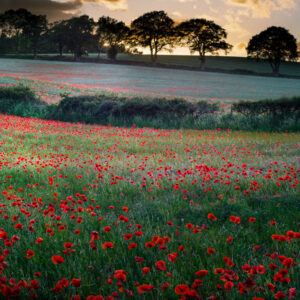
[[232, 97, 300, 119], [0, 85, 47, 117], [0, 86, 299, 131], [48, 21, 69, 56], [96, 16, 129, 61], [247, 27, 298, 76], [130, 11, 176, 64], [177, 19, 232, 70], [0, 85, 35, 101], [47, 94, 219, 124], [22, 13, 48, 59], [63, 15, 95, 61]]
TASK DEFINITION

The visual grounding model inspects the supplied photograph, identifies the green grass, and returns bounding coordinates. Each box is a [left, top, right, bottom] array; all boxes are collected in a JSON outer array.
[[3, 53, 300, 77], [0, 114, 299, 299]]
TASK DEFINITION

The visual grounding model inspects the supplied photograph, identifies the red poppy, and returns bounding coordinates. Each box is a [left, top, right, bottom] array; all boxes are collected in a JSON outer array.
[[102, 242, 114, 249], [52, 255, 64, 264], [138, 284, 154, 293], [175, 284, 189, 295], [71, 278, 81, 288]]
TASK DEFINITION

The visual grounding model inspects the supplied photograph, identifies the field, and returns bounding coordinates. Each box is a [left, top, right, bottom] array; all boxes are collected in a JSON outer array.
[[0, 114, 299, 299], [3, 54, 300, 77], [1, 58, 300, 107]]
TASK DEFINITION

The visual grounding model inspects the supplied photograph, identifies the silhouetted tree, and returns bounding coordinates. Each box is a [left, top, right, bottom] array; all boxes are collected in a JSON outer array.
[[177, 19, 232, 70], [247, 26, 298, 76], [49, 20, 69, 57], [96, 16, 129, 61], [0, 9, 32, 53], [130, 11, 175, 64], [64, 15, 95, 61], [22, 13, 48, 59]]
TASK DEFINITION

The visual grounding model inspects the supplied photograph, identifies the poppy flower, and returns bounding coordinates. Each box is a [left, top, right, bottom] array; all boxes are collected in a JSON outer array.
[[138, 284, 154, 293], [195, 270, 208, 277], [71, 278, 81, 288], [26, 249, 35, 259], [102, 242, 114, 249], [175, 284, 189, 295], [207, 248, 215, 254], [52, 255, 64, 264]]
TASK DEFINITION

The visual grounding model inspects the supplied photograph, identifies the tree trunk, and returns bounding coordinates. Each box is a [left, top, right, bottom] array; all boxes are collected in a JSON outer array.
[[33, 47, 38, 60], [272, 63, 280, 77], [200, 55, 206, 71], [58, 43, 63, 57], [74, 52, 80, 62]]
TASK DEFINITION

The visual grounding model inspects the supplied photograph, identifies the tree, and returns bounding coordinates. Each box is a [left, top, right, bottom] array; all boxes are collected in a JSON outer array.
[[96, 16, 129, 61], [0, 9, 32, 53], [177, 19, 232, 70], [49, 21, 69, 57], [130, 11, 175, 64], [22, 13, 48, 59], [247, 26, 298, 76], [64, 15, 95, 61]]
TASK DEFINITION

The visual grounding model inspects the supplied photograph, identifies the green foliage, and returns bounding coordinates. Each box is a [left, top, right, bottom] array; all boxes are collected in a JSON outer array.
[[247, 26, 298, 75], [0, 86, 299, 131], [232, 97, 300, 118], [177, 19, 232, 70], [96, 16, 129, 61], [0, 85, 35, 101], [130, 11, 176, 63], [0, 85, 47, 117], [47, 94, 218, 124]]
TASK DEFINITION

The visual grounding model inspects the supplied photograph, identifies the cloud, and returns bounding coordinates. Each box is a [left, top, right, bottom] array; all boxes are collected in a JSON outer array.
[[0, 0, 128, 21], [227, 0, 296, 18]]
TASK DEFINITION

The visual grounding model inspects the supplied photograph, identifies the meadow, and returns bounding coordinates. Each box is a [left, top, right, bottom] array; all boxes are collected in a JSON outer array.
[[3, 54, 300, 77], [1, 58, 300, 106], [0, 114, 299, 299]]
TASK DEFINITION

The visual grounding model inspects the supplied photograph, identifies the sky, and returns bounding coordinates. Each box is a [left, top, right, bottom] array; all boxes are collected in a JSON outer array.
[[0, 0, 299, 56]]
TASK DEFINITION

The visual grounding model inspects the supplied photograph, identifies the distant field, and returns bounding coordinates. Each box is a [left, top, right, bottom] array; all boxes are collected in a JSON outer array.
[[4, 53, 300, 77], [1, 58, 300, 107]]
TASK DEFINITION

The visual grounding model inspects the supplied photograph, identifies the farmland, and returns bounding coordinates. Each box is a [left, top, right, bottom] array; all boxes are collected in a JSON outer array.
[[1, 58, 300, 105], [0, 56, 299, 299], [0, 114, 299, 299]]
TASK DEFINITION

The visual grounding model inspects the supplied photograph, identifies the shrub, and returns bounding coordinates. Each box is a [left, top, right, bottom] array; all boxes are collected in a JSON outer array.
[[0, 85, 47, 118], [232, 97, 300, 119], [0, 85, 35, 102], [49, 94, 219, 123]]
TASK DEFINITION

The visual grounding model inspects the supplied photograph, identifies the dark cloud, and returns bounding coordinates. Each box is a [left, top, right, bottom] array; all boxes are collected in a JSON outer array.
[[0, 0, 127, 21]]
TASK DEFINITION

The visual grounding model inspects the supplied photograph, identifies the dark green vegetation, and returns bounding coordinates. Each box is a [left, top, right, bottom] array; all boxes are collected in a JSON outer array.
[[0, 85, 299, 131], [0, 9, 298, 74], [247, 26, 298, 76]]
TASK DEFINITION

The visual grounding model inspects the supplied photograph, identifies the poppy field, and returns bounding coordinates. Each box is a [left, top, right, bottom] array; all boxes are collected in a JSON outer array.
[[1, 58, 300, 106], [0, 114, 299, 299]]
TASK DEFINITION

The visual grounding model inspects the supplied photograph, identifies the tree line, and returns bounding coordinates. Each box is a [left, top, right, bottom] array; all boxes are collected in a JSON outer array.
[[0, 9, 298, 74]]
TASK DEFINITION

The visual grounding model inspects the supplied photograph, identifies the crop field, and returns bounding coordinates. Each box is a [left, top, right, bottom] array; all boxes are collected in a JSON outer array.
[[0, 114, 299, 299], [4, 54, 300, 77], [1, 58, 300, 106]]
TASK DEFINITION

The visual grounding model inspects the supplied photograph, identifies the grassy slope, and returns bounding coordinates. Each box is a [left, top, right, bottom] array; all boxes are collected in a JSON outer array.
[[0, 114, 299, 299], [3, 53, 300, 77]]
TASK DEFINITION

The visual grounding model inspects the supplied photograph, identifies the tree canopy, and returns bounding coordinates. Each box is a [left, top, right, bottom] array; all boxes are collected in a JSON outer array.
[[130, 11, 176, 64], [96, 16, 129, 61], [247, 26, 298, 76], [64, 15, 95, 61], [177, 18, 232, 70]]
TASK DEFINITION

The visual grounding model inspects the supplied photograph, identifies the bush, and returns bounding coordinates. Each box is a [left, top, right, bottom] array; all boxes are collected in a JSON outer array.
[[0, 85, 299, 131], [232, 97, 300, 119], [0, 85, 36, 102], [48, 94, 219, 123], [0, 85, 47, 118]]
